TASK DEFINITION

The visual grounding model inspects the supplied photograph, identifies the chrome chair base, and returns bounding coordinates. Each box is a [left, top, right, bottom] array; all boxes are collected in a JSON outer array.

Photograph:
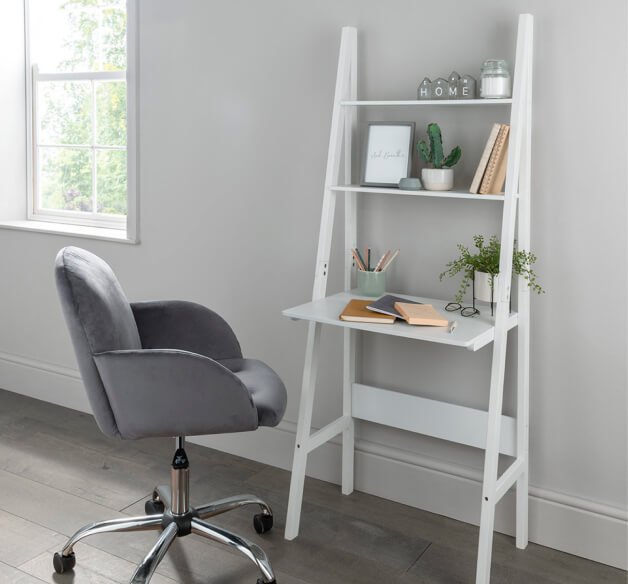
[[53, 442, 276, 584]]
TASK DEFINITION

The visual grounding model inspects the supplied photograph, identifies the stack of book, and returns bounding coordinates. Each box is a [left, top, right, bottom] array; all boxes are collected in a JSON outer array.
[[339, 294, 455, 332], [469, 123, 510, 195]]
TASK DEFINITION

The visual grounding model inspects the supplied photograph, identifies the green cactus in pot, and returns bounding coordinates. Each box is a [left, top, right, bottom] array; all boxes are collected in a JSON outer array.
[[417, 122, 461, 169], [417, 122, 461, 191]]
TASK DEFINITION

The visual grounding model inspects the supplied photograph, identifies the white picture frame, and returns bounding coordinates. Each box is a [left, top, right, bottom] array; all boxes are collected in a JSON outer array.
[[361, 122, 415, 187]]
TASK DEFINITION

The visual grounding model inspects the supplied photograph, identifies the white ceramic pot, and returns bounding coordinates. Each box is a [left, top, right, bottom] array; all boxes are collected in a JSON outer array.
[[421, 168, 454, 191], [474, 271, 499, 303]]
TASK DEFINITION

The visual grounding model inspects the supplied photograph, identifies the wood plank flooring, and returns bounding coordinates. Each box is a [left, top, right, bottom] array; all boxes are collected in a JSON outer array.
[[0, 388, 625, 584]]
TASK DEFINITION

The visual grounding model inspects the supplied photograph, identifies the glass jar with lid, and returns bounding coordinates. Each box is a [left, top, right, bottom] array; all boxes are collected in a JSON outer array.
[[480, 59, 511, 98]]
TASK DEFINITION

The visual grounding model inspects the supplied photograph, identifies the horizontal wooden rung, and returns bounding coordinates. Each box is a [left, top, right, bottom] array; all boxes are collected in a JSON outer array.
[[495, 457, 526, 501], [352, 384, 517, 456], [305, 416, 352, 454]]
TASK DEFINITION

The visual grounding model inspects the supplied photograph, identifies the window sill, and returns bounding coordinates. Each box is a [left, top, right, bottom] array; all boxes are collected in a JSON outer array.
[[0, 220, 138, 244]]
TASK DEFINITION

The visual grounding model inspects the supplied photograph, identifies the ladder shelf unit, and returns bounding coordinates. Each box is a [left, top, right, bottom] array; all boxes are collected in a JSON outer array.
[[282, 15, 533, 584]]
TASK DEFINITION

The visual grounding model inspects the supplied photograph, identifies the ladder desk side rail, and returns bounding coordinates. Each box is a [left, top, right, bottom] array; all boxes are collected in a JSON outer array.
[[475, 13, 533, 584], [342, 27, 358, 497], [312, 26, 356, 302], [284, 26, 357, 541], [515, 18, 534, 551]]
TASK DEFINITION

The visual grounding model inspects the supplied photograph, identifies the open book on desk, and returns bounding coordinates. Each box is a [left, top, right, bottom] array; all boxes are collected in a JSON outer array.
[[366, 294, 422, 319]]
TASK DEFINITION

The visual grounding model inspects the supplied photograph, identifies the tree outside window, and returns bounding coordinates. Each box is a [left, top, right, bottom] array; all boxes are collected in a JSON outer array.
[[30, 0, 128, 220]]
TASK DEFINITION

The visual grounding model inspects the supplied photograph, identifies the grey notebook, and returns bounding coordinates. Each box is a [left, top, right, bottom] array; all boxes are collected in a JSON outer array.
[[366, 294, 422, 319]]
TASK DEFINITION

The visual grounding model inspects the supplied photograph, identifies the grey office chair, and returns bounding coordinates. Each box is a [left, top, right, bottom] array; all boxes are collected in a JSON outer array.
[[54, 246, 287, 584]]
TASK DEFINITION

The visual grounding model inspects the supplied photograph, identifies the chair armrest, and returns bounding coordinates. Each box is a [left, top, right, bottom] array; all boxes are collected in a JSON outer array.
[[131, 300, 242, 360], [93, 349, 257, 439]]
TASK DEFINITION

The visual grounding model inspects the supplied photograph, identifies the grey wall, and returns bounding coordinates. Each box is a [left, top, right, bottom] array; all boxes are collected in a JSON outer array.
[[0, 0, 626, 566]]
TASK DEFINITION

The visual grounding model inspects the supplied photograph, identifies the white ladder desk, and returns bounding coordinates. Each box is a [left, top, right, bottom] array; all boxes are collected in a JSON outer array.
[[282, 14, 533, 584]]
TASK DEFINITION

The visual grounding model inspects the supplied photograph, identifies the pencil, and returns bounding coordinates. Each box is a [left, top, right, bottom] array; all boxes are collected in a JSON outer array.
[[355, 248, 367, 271], [378, 250, 391, 272], [351, 249, 366, 271], [373, 250, 389, 273], [381, 249, 399, 271]]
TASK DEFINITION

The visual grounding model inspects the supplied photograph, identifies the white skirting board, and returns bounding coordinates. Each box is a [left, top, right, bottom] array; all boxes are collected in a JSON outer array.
[[198, 424, 628, 572], [1, 354, 625, 571], [0, 351, 90, 412]]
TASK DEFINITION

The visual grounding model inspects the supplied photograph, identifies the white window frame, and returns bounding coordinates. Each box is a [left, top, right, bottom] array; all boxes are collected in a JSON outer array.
[[25, 0, 139, 240]]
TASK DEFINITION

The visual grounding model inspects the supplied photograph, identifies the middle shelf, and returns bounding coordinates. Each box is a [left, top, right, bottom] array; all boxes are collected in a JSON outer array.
[[283, 291, 519, 352], [330, 185, 512, 201]]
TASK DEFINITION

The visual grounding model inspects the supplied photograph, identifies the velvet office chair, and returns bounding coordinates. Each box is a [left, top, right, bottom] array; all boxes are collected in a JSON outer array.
[[54, 246, 287, 584]]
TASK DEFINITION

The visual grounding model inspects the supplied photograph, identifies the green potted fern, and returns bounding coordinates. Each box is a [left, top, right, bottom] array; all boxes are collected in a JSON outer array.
[[417, 122, 462, 191], [440, 235, 544, 303]]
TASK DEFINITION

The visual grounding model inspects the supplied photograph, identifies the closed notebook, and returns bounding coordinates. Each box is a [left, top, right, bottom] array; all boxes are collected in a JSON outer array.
[[340, 299, 395, 324], [394, 302, 449, 327], [485, 135, 509, 194], [479, 124, 510, 195], [366, 294, 422, 319], [469, 123, 502, 194]]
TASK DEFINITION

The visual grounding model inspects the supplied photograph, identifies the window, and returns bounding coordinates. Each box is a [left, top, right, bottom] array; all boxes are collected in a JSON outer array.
[[26, 0, 136, 233]]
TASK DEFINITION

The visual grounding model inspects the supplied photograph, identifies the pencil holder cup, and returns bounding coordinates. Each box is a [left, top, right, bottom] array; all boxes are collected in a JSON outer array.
[[357, 271, 386, 297]]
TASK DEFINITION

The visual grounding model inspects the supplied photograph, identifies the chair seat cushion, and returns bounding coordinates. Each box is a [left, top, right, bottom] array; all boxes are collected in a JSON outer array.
[[217, 358, 287, 427]]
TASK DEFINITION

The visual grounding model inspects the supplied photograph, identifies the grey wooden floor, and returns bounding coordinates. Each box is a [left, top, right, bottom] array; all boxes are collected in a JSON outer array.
[[0, 389, 625, 584]]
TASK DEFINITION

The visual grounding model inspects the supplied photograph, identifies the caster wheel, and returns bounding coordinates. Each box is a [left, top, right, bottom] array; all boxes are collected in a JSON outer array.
[[256, 580, 276, 584], [253, 513, 273, 534], [145, 499, 165, 515], [53, 552, 76, 574]]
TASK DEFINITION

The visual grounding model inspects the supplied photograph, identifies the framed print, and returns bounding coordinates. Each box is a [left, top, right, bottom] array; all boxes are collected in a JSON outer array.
[[361, 122, 415, 187]]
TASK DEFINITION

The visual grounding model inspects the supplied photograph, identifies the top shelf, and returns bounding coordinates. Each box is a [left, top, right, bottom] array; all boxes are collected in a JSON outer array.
[[340, 99, 513, 107]]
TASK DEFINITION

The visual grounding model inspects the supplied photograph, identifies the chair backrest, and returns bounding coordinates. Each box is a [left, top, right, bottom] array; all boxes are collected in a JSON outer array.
[[55, 246, 141, 437]]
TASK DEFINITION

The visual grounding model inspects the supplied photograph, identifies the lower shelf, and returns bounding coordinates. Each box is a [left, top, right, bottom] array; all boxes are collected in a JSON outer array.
[[283, 291, 518, 351]]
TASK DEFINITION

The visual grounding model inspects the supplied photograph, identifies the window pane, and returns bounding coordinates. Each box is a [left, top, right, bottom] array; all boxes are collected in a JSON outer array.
[[29, 0, 127, 73], [38, 147, 93, 212], [38, 81, 91, 145], [96, 150, 127, 215], [96, 81, 127, 146]]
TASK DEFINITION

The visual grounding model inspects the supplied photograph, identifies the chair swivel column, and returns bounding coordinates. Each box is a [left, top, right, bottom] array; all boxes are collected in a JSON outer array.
[[171, 436, 190, 515]]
